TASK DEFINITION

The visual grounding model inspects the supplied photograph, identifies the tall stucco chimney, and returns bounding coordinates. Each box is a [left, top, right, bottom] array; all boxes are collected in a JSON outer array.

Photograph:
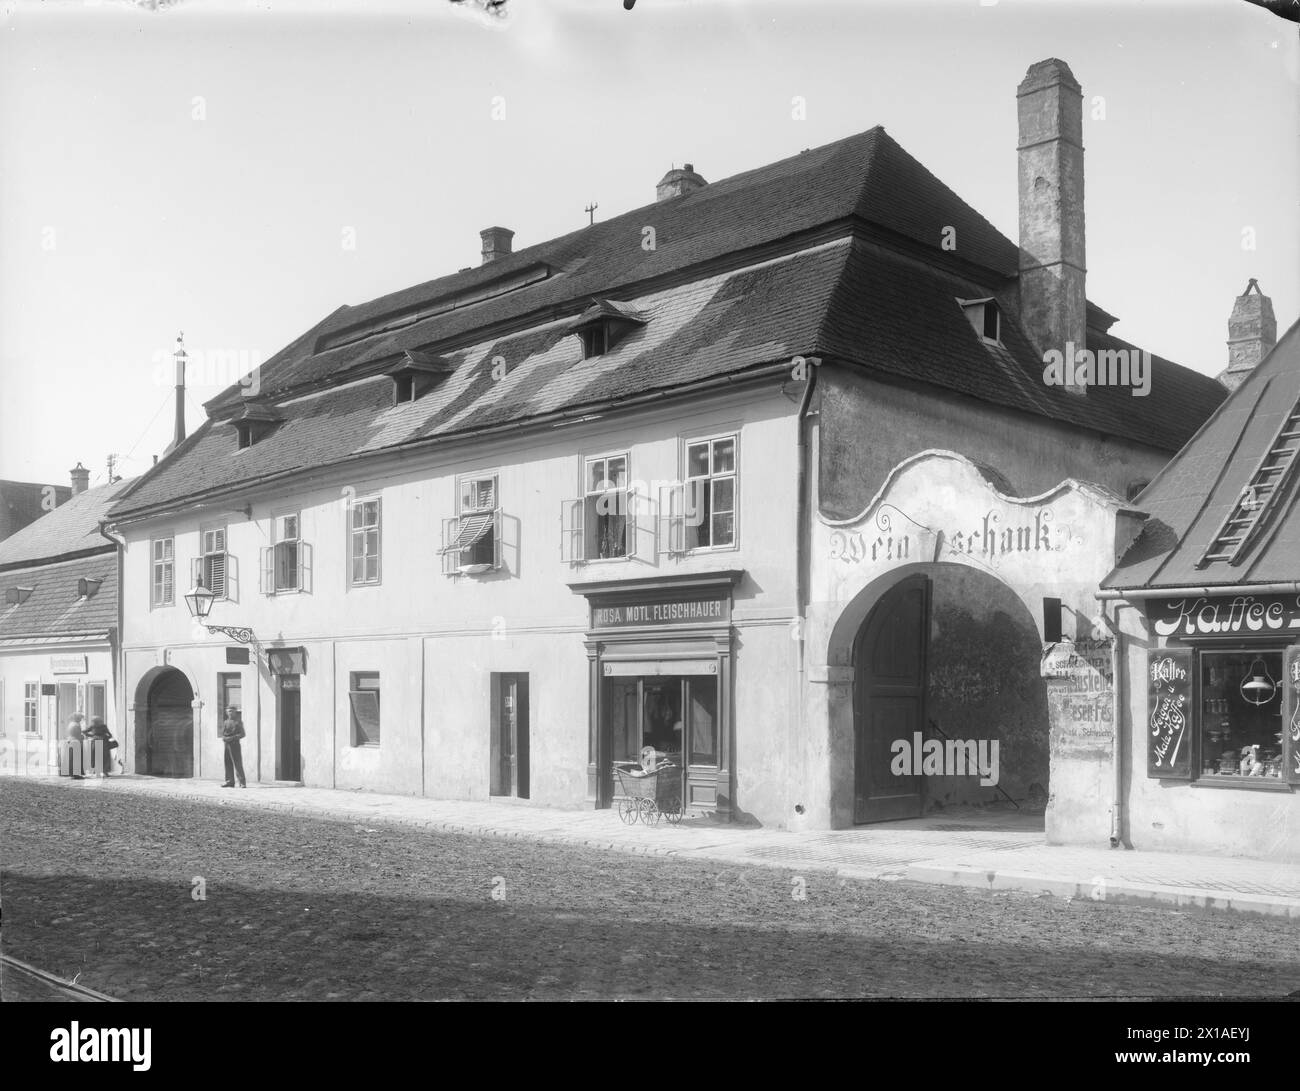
[[480, 226, 514, 264], [70, 462, 89, 496], [1017, 59, 1086, 394], [170, 331, 187, 452], [1218, 278, 1277, 392], [656, 163, 707, 202]]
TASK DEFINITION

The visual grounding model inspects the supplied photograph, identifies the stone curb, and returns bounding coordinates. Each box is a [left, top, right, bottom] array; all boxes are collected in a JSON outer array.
[[904, 863, 1300, 919]]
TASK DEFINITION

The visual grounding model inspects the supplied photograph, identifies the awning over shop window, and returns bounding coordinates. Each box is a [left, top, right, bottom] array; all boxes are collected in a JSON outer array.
[[439, 512, 494, 554]]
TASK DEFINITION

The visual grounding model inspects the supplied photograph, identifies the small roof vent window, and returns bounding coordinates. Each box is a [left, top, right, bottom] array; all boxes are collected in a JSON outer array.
[[228, 403, 284, 450], [387, 350, 457, 406], [5, 586, 34, 605], [958, 297, 1001, 345], [568, 299, 647, 360]]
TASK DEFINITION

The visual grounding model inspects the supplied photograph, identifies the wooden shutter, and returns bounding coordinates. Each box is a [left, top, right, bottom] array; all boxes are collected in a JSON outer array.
[[300, 541, 313, 594], [560, 498, 585, 563], [492, 508, 503, 571], [191, 556, 203, 589], [1285, 644, 1300, 785], [224, 553, 238, 602], [658, 483, 686, 555], [630, 487, 657, 562], [260, 547, 273, 594], [441, 517, 460, 576], [1147, 647, 1193, 780]]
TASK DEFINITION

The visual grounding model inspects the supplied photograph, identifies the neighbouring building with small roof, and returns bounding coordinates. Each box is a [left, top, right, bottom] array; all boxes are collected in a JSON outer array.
[[0, 476, 73, 542], [104, 59, 1226, 829], [1099, 302, 1299, 863], [0, 471, 132, 776]]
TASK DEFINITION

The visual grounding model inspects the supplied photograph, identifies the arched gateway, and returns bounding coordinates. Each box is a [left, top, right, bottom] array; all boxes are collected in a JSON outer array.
[[803, 450, 1140, 829], [137, 667, 195, 777]]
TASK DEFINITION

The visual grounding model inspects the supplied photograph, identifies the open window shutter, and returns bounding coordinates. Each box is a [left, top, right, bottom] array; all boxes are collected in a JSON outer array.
[[1147, 647, 1193, 780], [225, 553, 238, 602], [1285, 644, 1300, 785], [260, 547, 272, 594], [493, 508, 503, 571], [632, 487, 657, 562], [191, 556, 202, 588], [560, 498, 585, 563], [300, 541, 313, 594], [441, 517, 459, 576], [658, 484, 686, 554]]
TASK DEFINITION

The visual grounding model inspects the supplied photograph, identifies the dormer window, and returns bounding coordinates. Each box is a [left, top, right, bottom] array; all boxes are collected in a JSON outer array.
[[77, 577, 103, 599], [228, 403, 283, 449], [958, 297, 1001, 345], [387, 349, 456, 406], [569, 299, 647, 360], [4, 586, 34, 605]]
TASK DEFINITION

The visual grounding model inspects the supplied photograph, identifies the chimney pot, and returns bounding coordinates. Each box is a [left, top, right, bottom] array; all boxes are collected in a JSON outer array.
[[70, 462, 90, 496], [656, 163, 707, 202], [480, 226, 514, 264], [1017, 58, 1087, 396]]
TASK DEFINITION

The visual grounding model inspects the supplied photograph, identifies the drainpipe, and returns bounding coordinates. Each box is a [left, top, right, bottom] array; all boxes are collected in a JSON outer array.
[[793, 356, 821, 821], [98, 520, 126, 768], [1096, 599, 1126, 849], [1097, 581, 1300, 600]]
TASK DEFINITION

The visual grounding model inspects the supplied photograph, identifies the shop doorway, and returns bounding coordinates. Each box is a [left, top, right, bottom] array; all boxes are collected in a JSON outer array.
[[854, 575, 930, 823], [145, 668, 194, 777], [603, 672, 719, 811], [491, 673, 529, 799], [278, 675, 301, 782]]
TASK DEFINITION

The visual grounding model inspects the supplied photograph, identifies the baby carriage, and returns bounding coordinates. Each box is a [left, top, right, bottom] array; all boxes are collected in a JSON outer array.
[[612, 747, 683, 826]]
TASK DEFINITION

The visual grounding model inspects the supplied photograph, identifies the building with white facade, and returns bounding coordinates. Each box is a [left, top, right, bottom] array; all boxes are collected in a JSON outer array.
[[103, 60, 1229, 831]]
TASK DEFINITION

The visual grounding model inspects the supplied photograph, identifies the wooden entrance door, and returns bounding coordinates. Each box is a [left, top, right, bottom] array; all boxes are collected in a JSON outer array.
[[854, 575, 930, 823], [147, 670, 193, 777], [278, 675, 301, 782], [492, 673, 529, 799]]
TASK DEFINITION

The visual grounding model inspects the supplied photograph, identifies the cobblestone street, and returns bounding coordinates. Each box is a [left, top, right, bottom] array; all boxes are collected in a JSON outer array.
[[3, 779, 1298, 1000]]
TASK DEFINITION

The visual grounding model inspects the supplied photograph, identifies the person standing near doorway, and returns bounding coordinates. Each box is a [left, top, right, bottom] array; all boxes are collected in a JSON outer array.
[[83, 716, 116, 777], [63, 714, 86, 779], [220, 707, 247, 788]]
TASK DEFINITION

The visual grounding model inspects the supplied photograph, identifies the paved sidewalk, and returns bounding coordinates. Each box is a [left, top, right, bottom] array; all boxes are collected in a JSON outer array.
[[36, 774, 1300, 919]]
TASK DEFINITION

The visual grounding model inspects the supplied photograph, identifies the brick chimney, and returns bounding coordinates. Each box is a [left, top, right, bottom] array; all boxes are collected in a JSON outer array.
[[480, 226, 514, 265], [655, 163, 707, 202], [70, 462, 89, 496], [1017, 59, 1087, 394], [1218, 279, 1277, 392]]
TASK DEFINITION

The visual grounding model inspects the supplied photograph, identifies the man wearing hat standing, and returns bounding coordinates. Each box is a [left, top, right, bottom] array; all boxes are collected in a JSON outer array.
[[220, 706, 247, 788]]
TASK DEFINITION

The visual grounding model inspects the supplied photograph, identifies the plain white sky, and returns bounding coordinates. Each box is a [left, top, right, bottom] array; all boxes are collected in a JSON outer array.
[[1, 0, 1296, 489]]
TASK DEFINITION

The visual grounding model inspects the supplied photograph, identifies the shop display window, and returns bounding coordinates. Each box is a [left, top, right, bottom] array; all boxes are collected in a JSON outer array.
[[1198, 650, 1286, 780]]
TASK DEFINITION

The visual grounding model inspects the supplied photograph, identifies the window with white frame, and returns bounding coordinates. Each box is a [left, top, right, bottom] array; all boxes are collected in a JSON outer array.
[[585, 454, 629, 559], [442, 475, 501, 573], [195, 527, 229, 597], [684, 435, 736, 549], [151, 537, 175, 607], [349, 498, 382, 586], [348, 672, 381, 746], [23, 682, 38, 734], [263, 513, 311, 594]]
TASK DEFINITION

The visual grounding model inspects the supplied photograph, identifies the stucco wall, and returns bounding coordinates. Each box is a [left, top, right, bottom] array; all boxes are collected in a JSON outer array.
[[818, 368, 1172, 523], [0, 643, 115, 777], [115, 386, 801, 820]]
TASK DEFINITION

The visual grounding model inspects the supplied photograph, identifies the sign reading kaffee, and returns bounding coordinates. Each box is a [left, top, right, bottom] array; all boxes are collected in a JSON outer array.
[[1150, 594, 1300, 639]]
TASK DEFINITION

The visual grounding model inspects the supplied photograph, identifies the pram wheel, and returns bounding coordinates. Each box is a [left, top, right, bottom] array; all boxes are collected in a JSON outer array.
[[617, 798, 638, 824]]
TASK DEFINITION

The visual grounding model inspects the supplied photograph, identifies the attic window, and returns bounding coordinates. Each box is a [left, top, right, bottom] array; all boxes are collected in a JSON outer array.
[[958, 297, 1001, 345], [569, 299, 647, 360], [5, 586, 33, 605], [229, 404, 283, 450], [77, 577, 103, 599], [386, 350, 456, 406]]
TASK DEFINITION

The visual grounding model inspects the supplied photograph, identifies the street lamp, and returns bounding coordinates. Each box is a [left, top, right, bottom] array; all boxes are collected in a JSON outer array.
[[184, 582, 256, 645], [184, 583, 216, 621]]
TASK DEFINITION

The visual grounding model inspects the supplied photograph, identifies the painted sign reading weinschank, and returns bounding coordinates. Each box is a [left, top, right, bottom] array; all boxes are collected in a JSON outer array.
[[591, 595, 729, 629], [1150, 594, 1300, 639]]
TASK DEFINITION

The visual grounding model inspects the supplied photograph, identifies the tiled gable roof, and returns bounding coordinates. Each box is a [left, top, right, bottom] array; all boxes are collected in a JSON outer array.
[[1105, 317, 1300, 590], [110, 126, 1227, 520], [0, 552, 118, 640], [0, 479, 134, 569]]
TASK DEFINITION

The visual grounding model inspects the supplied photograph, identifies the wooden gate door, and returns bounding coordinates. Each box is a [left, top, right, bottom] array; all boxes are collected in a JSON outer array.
[[854, 575, 930, 823]]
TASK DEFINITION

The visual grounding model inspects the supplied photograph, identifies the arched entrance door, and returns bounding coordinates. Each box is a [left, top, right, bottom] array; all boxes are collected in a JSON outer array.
[[854, 574, 930, 823], [146, 669, 194, 777]]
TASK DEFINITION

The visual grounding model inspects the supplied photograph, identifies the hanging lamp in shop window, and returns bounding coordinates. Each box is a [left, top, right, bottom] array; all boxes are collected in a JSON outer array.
[[1240, 658, 1277, 706]]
